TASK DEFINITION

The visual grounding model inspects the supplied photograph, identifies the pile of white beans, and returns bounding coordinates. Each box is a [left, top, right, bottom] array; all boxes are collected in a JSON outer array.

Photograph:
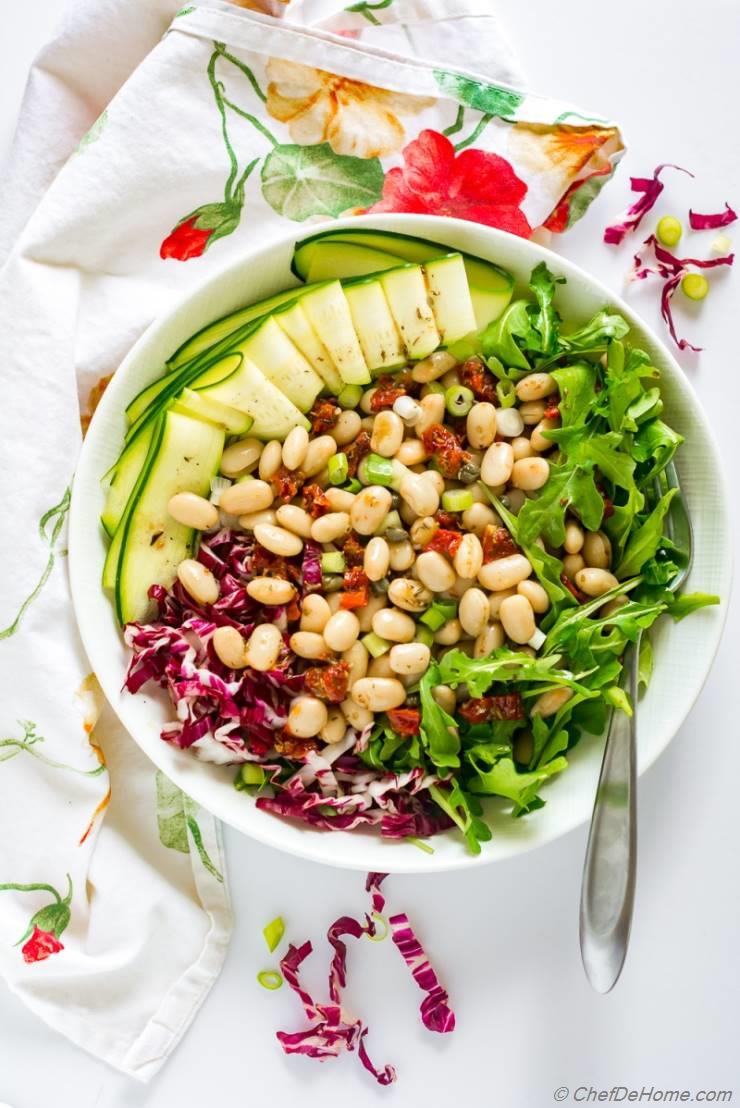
[[166, 351, 621, 749]]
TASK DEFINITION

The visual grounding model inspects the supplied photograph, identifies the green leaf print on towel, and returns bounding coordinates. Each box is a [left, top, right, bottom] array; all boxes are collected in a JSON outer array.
[[0, 874, 73, 963], [433, 71, 524, 119], [261, 143, 384, 220], [344, 0, 394, 25], [0, 719, 106, 776], [156, 771, 224, 883], [0, 486, 71, 640]]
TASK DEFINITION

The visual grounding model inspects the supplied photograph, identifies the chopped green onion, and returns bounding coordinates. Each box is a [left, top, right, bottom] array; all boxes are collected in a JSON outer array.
[[345, 478, 362, 494], [681, 272, 709, 301], [321, 551, 346, 575], [441, 488, 474, 512], [406, 836, 435, 855], [445, 385, 475, 417], [234, 763, 266, 791], [257, 970, 283, 991], [496, 379, 517, 408], [414, 624, 435, 648], [420, 599, 457, 631], [337, 384, 363, 409], [359, 453, 395, 487], [361, 631, 391, 658], [656, 215, 683, 247], [263, 916, 285, 952], [366, 912, 389, 942], [379, 509, 402, 534], [323, 574, 344, 593], [327, 452, 348, 485], [423, 381, 446, 395]]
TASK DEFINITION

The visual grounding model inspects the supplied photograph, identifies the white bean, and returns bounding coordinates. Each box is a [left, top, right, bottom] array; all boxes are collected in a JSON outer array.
[[416, 550, 456, 593], [495, 407, 525, 438], [303, 435, 337, 477], [601, 595, 629, 619], [372, 607, 416, 643], [511, 436, 534, 461], [511, 457, 550, 491], [212, 625, 248, 669], [410, 518, 438, 551], [466, 402, 497, 449], [350, 486, 393, 535], [321, 708, 348, 745], [275, 504, 313, 539], [575, 568, 619, 597], [387, 577, 433, 613], [388, 539, 415, 572], [325, 487, 356, 512], [481, 442, 514, 487], [564, 521, 585, 554], [454, 533, 484, 580], [331, 410, 362, 446], [462, 503, 498, 537], [414, 392, 446, 435], [311, 512, 351, 544], [395, 438, 427, 466], [364, 536, 390, 582], [499, 594, 536, 644], [359, 388, 378, 414], [563, 553, 586, 579], [432, 685, 457, 714], [441, 368, 460, 389], [393, 395, 421, 425], [400, 473, 439, 517], [503, 488, 526, 515], [259, 440, 283, 481], [245, 623, 283, 671], [411, 350, 457, 383], [168, 492, 219, 531], [434, 618, 462, 646], [530, 418, 558, 452], [340, 698, 374, 730], [583, 530, 612, 570], [519, 400, 546, 426], [281, 426, 309, 471], [422, 470, 445, 497], [289, 631, 330, 660], [220, 437, 263, 477], [357, 593, 387, 633], [254, 523, 303, 557], [474, 621, 505, 657], [351, 678, 406, 712], [288, 696, 328, 738], [219, 479, 274, 516], [246, 577, 296, 605], [531, 687, 573, 719], [238, 509, 277, 532], [300, 593, 331, 633], [371, 410, 404, 457], [389, 643, 431, 675], [343, 641, 369, 687], [458, 587, 489, 636], [323, 610, 360, 652], [517, 579, 550, 614], [177, 559, 219, 605], [368, 654, 395, 679], [478, 554, 532, 591], [516, 372, 556, 402]]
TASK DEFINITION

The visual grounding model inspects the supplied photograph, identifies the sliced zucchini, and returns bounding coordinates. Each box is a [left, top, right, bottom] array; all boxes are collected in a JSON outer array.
[[273, 301, 344, 394], [195, 356, 310, 440], [102, 416, 165, 589], [305, 243, 402, 283], [101, 427, 154, 538], [125, 351, 242, 443], [379, 265, 440, 360], [423, 254, 477, 344], [240, 317, 322, 413], [172, 388, 254, 435], [300, 281, 370, 386], [343, 278, 405, 372], [115, 410, 225, 624]]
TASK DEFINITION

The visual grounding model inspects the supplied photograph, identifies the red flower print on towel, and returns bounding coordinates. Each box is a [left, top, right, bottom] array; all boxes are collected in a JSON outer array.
[[367, 129, 531, 237], [0, 874, 72, 964], [160, 202, 242, 262], [22, 926, 65, 964]]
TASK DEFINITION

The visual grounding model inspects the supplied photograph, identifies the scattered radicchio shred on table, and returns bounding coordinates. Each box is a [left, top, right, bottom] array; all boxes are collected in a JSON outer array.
[[630, 233, 735, 352], [603, 163, 693, 245], [275, 872, 455, 1087], [688, 203, 738, 231]]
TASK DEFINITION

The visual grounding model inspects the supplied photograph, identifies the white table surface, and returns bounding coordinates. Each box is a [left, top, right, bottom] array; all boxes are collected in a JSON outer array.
[[1, 3, 739, 1106]]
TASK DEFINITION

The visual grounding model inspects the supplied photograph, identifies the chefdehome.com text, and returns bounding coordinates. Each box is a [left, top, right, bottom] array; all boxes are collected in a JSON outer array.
[[553, 1088, 733, 1103]]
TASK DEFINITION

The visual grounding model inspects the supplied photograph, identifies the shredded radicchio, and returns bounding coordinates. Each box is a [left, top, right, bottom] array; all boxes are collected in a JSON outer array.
[[276, 872, 455, 1085], [604, 163, 693, 245], [689, 203, 737, 231], [631, 234, 734, 351]]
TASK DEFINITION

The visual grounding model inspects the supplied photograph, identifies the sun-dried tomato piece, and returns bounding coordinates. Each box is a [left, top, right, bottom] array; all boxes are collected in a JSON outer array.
[[560, 573, 588, 603], [482, 525, 519, 562], [271, 465, 303, 502], [342, 532, 365, 568], [434, 510, 462, 531], [310, 399, 340, 435], [304, 661, 351, 704], [340, 566, 370, 610], [459, 356, 497, 403], [426, 529, 463, 557], [345, 430, 372, 478], [286, 597, 302, 623], [274, 728, 319, 759], [459, 694, 525, 723], [543, 399, 561, 421], [303, 483, 331, 518], [420, 423, 470, 478], [386, 708, 421, 736]]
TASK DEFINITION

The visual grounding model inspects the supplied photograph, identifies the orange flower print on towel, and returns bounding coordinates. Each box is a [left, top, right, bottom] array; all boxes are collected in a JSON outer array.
[[265, 59, 435, 159], [507, 123, 621, 220]]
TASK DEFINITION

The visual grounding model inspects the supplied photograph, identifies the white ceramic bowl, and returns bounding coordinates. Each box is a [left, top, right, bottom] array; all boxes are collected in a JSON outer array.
[[69, 215, 731, 874]]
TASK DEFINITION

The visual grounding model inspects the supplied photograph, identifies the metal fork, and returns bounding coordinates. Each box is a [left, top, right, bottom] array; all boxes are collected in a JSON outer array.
[[579, 461, 693, 993]]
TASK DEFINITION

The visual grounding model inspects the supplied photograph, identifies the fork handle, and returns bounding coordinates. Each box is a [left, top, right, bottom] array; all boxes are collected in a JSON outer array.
[[579, 633, 640, 993]]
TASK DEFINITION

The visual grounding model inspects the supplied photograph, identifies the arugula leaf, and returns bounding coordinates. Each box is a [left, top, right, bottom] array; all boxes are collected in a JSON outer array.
[[437, 647, 590, 699], [666, 592, 720, 621], [632, 418, 684, 483], [479, 300, 532, 370], [467, 753, 568, 808], [418, 664, 460, 768], [528, 262, 564, 355], [625, 387, 663, 428], [638, 635, 653, 691], [604, 686, 633, 716], [551, 362, 596, 427], [517, 460, 604, 547], [428, 781, 491, 854], [560, 310, 630, 353], [616, 489, 677, 578]]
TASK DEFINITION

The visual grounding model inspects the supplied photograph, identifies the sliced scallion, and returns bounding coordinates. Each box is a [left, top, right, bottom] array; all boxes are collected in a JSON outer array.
[[681, 272, 709, 301], [359, 453, 395, 487], [327, 452, 348, 485], [234, 763, 266, 791], [656, 215, 683, 248], [445, 385, 475, 417], [337, 384, 363, 409], [321, 551, 346, 575], [361, 631, 392, 658], [366, 912, 389, 942], [441, 488, 474, 512], [414, 624, 435, 648], [496, 379, 517, 408], [263, 916, 285, 953], [257, 970, 283, 991], [419, 599, 457, 631]]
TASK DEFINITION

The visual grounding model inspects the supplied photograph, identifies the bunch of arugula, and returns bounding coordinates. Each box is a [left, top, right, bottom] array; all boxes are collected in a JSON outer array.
[[359, 264, 718, 855]]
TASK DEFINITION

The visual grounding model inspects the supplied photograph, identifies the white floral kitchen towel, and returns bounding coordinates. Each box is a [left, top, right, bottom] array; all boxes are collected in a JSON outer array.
[[0, 0, 624, 1082]]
